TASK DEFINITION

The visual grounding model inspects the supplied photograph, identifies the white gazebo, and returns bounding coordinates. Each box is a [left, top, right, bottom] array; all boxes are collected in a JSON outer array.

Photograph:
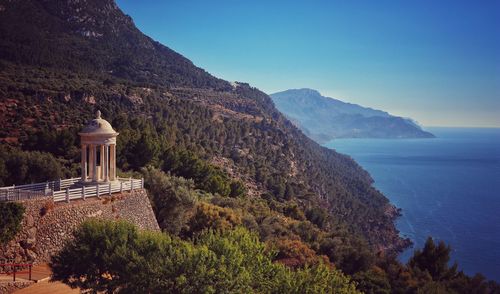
[[79, 110, 119, 184]]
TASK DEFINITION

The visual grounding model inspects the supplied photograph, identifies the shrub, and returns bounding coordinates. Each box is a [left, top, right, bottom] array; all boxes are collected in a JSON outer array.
[[161, 149, 237, 197], [283, 202, 306, 221], [319, 235, 375, 275], [305, 206, 328, 229], [229, 180, 246, 198], [184, 202, 242, 237], [353, 267, 392, 294], [40, 201, 55, 216], [269, 238, 329, 269], [0, 202, 25, 244], [141, 166, 198, 235]]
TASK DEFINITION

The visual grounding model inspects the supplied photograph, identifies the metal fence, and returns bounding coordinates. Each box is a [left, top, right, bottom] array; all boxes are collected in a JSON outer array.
[[0, 178, 144, 202], [0, 263, 33, 281]]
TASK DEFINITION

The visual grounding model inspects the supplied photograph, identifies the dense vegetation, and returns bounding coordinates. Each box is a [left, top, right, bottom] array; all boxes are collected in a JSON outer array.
[[49, 169, 500, 293], [0, 0, 498, 292], [141, 168, 500, 293], [50, 220, 359, 293], [0, 202, 25, 244]]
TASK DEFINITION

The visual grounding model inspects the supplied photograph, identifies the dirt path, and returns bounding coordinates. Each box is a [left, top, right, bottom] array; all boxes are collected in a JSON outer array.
[[7, 264, 80, 294], [14, 281, 79, 294]]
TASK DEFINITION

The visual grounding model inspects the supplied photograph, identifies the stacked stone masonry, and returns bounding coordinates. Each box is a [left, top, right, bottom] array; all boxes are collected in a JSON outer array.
[[0, 281, 34, 294], [0, 189, 159, 265]]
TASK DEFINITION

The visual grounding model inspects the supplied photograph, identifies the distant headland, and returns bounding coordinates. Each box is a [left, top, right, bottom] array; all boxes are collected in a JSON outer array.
[[271, 88, 434, 143]]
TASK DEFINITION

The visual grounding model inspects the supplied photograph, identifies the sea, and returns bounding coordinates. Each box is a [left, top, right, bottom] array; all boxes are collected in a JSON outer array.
[[324, 127, 500, 281]]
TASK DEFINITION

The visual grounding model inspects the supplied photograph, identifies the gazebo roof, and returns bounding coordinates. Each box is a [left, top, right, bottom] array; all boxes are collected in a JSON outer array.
[[79, 110, 118, 136]]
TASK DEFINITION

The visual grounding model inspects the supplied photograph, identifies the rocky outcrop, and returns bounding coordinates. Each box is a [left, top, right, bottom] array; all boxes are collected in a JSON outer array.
[[0, 189, 159, 265]]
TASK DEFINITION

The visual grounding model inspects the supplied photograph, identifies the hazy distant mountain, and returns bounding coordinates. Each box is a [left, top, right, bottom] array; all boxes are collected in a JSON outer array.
[[271, 89, 434, 143]]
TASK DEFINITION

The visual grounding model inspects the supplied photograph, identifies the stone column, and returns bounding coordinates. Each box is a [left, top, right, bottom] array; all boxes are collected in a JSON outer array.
[[88, 144, 94, 181], [92, 145, 98, 182], [104, 145, 109, 182], [100, 145, 105, 181], [113, 144, 117, 180], [109, 145, 113, 180], [81, 144, 87, 181], [109, 145, 113, 181]]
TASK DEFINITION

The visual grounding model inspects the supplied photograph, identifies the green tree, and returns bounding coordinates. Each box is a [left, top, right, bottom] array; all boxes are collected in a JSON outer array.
[[229, 180, 246, 198], [129, 133, 160, 169], [0, 146, 64, 185], [141, 166, 198, 235], [408, 237, 458, 281], [0, 202, 25, 244], [51, 219, 150, 293], [353, 267, 392, 294], [0, 158, 8, 186], [203, 173, 230, 196], [50, 220, 360, 293]]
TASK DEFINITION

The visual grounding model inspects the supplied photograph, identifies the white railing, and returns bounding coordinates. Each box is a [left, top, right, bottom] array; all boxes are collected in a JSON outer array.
[[0, 177, 81, 194], [0, 178, 144, 202]]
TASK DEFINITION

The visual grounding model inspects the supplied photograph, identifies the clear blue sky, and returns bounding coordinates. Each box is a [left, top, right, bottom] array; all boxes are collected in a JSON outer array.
[[116, 0, 500, 127]]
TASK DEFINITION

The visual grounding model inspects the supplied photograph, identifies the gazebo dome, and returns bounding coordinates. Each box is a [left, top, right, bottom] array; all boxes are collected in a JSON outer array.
[[79, 110, 119, 184], [79, 110, 117, 135]]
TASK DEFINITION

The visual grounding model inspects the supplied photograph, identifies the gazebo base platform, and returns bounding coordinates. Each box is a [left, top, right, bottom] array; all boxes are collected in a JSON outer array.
[[74, 180, 121, 187]]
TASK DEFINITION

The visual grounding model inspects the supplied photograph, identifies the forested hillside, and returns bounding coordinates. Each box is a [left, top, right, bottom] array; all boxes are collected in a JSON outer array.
[[0, 0, 403, 252], [0, 0, 498, 292]]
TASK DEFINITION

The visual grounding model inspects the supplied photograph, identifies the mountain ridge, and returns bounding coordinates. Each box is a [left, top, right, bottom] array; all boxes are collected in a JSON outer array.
[[0, 0, 407, 252], [271, 88, 435, 143], [0, 0, 231, 90]]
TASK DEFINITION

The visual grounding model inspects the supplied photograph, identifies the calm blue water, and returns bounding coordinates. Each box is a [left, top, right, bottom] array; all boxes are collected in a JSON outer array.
[[324, 128, 500, 281]]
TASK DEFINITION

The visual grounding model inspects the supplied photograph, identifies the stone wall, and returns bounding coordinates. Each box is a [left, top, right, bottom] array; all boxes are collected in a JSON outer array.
[[0, 189, 159, 264], [0, 281, 33, 294]]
